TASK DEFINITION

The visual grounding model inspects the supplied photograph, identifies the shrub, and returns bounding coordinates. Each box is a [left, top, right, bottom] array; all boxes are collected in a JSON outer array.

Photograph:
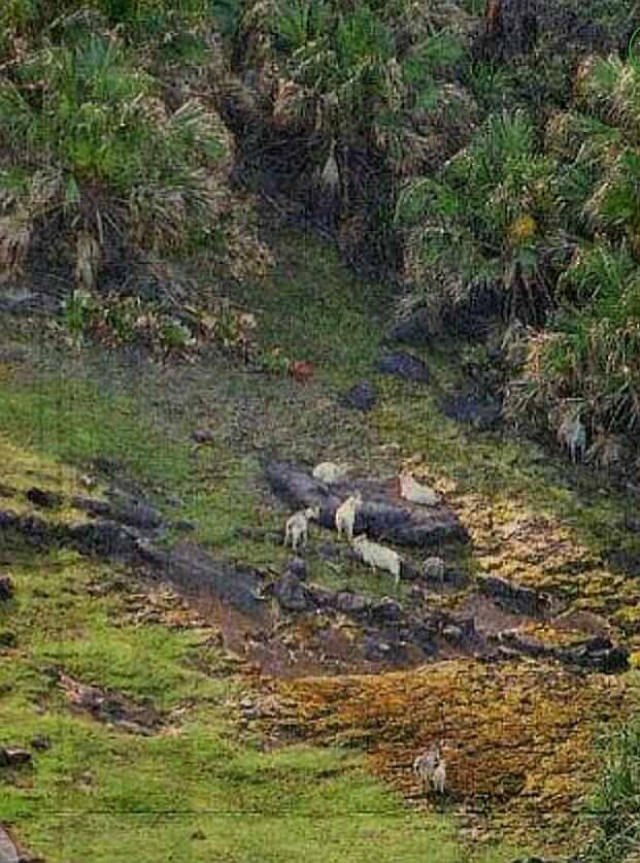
[[0, 31, 231, 286]]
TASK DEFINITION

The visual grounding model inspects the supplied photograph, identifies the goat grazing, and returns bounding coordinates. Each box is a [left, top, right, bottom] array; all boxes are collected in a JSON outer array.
[[283, 506, 320, 552], [351, 533, 402, 586], [335, 492, 362, 541], [413, 741, 446, 794], [399, 471, 440, 506], [312, 461, 350, 484]]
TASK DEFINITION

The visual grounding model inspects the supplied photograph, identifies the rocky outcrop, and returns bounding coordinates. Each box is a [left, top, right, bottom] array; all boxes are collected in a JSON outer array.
[[264, 461, 469, 548]]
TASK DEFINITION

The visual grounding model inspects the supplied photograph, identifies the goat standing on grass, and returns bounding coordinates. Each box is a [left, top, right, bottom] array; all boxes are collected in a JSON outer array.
[[557, 412, 587, 463], [335, 492, 362, 541], [413, 741, 447, 794], [351, 533, 402, 586], [283, 506, 320, 552]]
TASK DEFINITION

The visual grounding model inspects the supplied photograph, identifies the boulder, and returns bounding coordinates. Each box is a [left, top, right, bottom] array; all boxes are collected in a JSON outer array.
[[376, 352, 430, 383], [0, 748, 31, 768], [273, 574, 314, 612], [440, 391, 502, 430], [25, 488, 63, 509], [0, 576, 14, 601], [339, 381, 377, 412], [264, 461, 469, 549], [478, 575, 554, 617]]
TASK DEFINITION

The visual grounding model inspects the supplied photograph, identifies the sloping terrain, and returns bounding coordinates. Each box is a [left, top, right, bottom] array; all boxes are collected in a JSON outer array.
[[1, 227, 640, 861]]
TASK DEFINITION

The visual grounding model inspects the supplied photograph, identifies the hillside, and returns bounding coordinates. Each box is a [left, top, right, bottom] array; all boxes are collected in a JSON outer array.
[[2, 2, 640, 862]]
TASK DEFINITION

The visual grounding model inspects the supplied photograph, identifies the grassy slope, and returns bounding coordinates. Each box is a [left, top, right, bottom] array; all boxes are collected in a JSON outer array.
[[1, 227, 639, 859], [0, 445, 517, 862]]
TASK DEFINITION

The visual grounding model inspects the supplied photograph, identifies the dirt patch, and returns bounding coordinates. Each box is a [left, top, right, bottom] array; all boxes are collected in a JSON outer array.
[[54, 671, 163, 735]]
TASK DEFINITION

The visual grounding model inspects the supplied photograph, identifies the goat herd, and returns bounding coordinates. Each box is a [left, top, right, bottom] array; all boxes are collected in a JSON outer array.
[[282, 461, 449, 794]]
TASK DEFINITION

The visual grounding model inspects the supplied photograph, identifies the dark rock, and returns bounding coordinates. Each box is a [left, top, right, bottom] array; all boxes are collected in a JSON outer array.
[[409, 622, 438, 653], [273, 573, 313, 612], [160, 543, 269, 620], [370, 597, 402, 622], [491, 631, 629, 673], [317, 542, 340, 560], [363, 634, 408, 662], [376, 352, 430, 383], [285, 557, 308, 581], [30, 736, 51, 752], [0, 290, 54, 315], [442, 624, 464, 643], [0, 577, 14, 601], [105, 491, 162, 529], [364, 637, 393, 661], [191, 429, 215, 444], [339, 381, 377, 412], [0, 632, 17, 649], [72, 496, 112, 519], [478, 575, 554, 617], [333, 592, 372, 616], [558, 638, 629, 673], [91, 457, 122, 477], [56, 671, 162, 733], [0, 510, 51, 548], [264, 461, 469, 549], [0, 748, 31, 767], [385, 305, 432, 346], [26, 487, 63, 509], [68, 520, 141, 559], [440, 391, 502, 430], [172, 520, 196, 533]]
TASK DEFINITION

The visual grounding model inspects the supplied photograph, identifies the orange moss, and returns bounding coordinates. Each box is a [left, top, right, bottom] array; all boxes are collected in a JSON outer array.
[[251, 660, 632, 856]]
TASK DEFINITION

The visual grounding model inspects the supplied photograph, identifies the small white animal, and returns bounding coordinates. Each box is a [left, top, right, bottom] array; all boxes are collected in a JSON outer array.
[[335, 492, 362, 541], [557, 412, 586, 463], [413, 741, 446, 794], [283, 506, 320, 552], [351, 533, 402, 586], [312, 461, 350, 484], [399, 472, 440, 506]]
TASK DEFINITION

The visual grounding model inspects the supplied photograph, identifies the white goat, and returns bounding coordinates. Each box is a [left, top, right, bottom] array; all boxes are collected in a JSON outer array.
[[351, 533, 402, 586], [413, 741, 446, 794], [335, 492, 362, 541], [399, 472, 440, 506], [312, 461, 350, 484], [283, 506, 320, 552], [557, 411, 586, 463], [432, 759, 446, 794]]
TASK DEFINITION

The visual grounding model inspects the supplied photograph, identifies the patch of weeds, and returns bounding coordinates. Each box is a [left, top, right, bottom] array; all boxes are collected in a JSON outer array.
[[56, 292, 258, 362], [582, 715, 640, 863]]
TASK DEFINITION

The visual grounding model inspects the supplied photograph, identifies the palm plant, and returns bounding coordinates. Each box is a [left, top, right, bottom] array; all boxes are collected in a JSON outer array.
[[0, 32, 230, 285], [395, 109, 558, 328]]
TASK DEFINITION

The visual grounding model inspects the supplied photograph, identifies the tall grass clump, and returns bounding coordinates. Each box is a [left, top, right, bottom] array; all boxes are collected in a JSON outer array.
[[395, 109, 558, 329], [503, 56, 640, 453], [581, 718, 640, 863], [0, 28, 231, 288]]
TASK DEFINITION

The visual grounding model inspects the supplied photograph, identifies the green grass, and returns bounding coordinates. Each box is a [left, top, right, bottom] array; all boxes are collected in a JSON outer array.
[[0, 541, 524, 863], [582, 708, 640, 863], [2, 224, 637, 860]]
